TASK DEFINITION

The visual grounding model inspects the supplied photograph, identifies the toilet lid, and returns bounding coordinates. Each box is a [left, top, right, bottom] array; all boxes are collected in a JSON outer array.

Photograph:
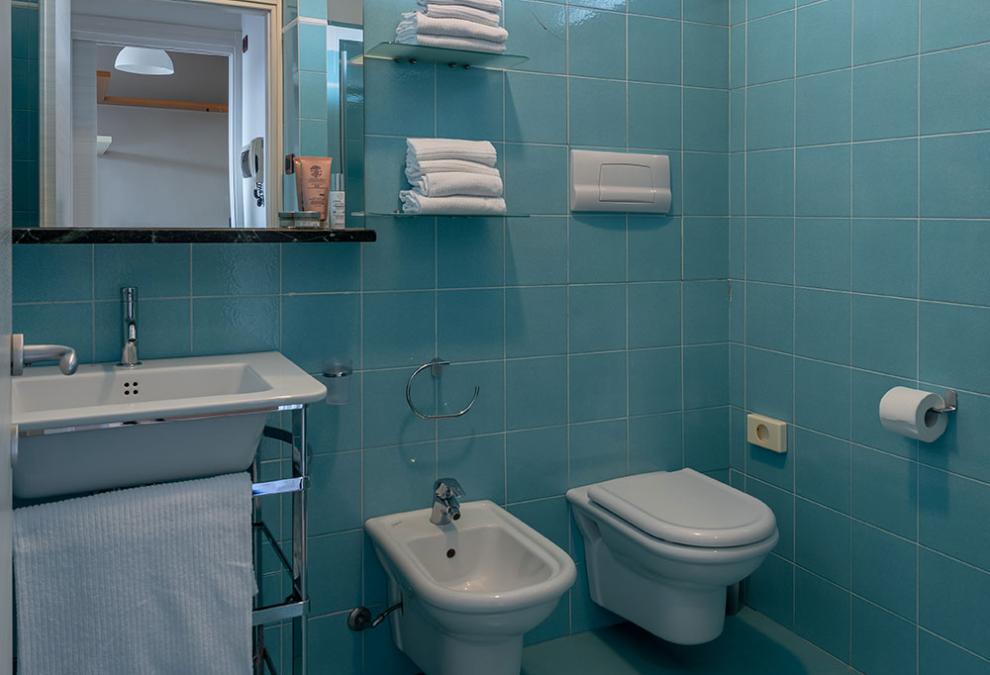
[[587, 469, 777, 548]]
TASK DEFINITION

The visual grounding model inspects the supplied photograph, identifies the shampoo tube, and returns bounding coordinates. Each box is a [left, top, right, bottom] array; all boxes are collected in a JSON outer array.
[[293, 156, 333, 222]]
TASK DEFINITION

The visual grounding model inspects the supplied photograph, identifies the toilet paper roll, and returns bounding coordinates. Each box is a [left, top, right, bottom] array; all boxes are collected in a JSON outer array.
[[879, 386, 948, 443]]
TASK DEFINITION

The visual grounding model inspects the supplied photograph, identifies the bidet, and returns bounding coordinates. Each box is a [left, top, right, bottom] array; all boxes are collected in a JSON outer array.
[[365, 500, 576, 675]]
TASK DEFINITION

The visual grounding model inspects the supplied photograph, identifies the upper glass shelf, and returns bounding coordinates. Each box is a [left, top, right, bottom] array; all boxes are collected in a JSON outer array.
[[365, 42, 528, 69], [356, 212, 531, 219]]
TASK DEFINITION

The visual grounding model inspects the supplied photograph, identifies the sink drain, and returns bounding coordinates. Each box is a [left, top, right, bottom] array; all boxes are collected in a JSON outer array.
[[446, 548, 456, 559]]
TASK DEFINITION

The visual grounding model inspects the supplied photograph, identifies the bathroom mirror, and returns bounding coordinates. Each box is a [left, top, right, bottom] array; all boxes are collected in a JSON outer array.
[[11, 0, 284, 230]]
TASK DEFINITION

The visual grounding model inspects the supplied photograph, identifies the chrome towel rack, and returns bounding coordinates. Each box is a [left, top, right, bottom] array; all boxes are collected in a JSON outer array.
[[405, 358, 480, 420]]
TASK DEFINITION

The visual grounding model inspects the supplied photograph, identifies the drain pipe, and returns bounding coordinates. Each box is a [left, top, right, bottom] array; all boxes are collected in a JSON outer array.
[[347, 602, 403, 631]]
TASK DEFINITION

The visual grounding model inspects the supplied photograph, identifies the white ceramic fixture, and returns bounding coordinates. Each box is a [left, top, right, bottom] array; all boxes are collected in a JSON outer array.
[[114, 46, 175, 75], [568, 468, 778, 645], [365, 500, 576, 675], [12, 351, 326, 498]]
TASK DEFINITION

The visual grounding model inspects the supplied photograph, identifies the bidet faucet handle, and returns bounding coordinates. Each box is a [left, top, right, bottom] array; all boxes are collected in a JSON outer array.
[[434, 477, 464, 499]]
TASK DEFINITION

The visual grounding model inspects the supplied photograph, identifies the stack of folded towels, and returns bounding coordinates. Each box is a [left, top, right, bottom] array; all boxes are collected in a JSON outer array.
[[401, 138, 508, 215], [395, 0, 508, 54]]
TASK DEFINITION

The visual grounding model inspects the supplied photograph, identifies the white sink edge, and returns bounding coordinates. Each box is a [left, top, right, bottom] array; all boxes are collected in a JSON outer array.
[[13, 351, 327, 431]]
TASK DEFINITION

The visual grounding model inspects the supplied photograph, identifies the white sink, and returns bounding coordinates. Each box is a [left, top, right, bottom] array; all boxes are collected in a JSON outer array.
[[366, 501, 575, 675], [12, 351, 326, 499]]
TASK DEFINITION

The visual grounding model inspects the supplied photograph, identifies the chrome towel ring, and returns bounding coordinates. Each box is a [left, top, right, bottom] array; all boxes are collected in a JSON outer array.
[[405, 358, 480, 421]]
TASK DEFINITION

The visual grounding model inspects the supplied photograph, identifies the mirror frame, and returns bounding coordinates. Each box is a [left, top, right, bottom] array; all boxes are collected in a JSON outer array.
[[37, 0, 283, 229]]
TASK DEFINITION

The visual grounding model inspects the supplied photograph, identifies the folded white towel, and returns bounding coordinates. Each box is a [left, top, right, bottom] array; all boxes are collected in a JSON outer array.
[[400, 192, 508, 215], [418, 0, 502, 13], [423, 3, 500, 26], [13, 474, 255, 675], [398, 12, 508, 43], [407, 138, 498, 166], [394, 31, 508, 53], [406, 158, 501, 181], [413, 172, 504, 198]]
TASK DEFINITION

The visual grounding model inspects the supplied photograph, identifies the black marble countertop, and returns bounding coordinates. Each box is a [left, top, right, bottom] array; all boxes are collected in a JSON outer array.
[[12, 227, 377, 244]]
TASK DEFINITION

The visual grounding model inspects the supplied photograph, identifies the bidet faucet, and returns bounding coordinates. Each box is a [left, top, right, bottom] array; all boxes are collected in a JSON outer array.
[[430, 477, 465, 526], [118, 286, 141, 367]]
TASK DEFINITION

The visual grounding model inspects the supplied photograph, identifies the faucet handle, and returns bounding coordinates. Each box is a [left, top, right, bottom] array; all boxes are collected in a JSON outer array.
[[434, 477, 465, 499]]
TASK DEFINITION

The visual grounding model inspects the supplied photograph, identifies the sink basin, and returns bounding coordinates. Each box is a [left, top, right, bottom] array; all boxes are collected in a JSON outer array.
[[366, 500, 575, 675], [12, 352, 326, 499]]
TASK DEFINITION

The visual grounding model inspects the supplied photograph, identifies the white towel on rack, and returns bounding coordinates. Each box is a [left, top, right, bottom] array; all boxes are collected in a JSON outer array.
[[400, 191, 508, 215], [407, 137, 498, 166], [397, 12, 508, 43], [13, 473, 255, 675], [406, 158, 502, 181], [423, 3, 501, 27], [394, 31, 508, 53], [417, 0, 503, 14], [412, 171, 504, 198]]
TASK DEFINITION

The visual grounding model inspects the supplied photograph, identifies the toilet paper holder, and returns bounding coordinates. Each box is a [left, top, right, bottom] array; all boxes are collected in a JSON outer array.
[[933, 390, 958, 414]]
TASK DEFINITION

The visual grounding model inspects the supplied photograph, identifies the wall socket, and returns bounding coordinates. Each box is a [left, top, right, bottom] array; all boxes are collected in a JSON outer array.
[[747, 413, 787, 454]]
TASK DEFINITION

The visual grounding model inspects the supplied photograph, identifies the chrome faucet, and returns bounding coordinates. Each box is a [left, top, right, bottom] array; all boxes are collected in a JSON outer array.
[[10, 334, 78, 375], [430, 477, 465, 526], [118, 286, 141, 367]]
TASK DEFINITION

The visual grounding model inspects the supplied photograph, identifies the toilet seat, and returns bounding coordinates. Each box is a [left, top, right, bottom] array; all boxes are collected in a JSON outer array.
[[587, 468, 777, 548]]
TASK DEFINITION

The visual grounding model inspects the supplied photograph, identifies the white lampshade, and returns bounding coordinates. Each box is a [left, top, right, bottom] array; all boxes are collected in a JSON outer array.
[[114, 47, 174, 75]]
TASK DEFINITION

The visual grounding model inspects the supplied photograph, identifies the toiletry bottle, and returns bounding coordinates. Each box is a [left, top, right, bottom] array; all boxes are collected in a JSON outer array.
[[329, 173, 346, 230]]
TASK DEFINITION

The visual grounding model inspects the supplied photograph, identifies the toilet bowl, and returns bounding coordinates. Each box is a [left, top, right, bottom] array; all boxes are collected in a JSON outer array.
[[567, 468, 778, 645], [365, 500, 576, 675]]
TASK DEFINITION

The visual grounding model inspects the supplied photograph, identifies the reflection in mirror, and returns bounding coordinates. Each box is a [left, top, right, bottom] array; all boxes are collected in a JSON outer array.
[[13, 0, 280, 229], [326, 9, 363, 224]]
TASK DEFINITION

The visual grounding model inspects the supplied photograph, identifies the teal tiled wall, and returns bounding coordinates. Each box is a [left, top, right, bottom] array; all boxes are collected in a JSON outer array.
[[13, 0, 733, 672], [730, 1, 990, 673], [11, 0, 39, 227]]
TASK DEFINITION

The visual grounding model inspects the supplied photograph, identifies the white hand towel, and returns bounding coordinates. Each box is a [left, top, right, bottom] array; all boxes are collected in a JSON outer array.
[[394, 31, 508, 53], [423, 3, 501, 26], [13, 474, 255, 675], [413, 172, 504, 198], [407, 137, 498, 166], [405, 158, 502, 181], [418, 0, 502, 14], [400, 191, 508, 215], [397, 12, 508, 43]]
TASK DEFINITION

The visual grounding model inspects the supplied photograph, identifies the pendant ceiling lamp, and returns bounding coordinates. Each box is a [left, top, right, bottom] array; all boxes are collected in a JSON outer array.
[[114, 47, 174, 75]]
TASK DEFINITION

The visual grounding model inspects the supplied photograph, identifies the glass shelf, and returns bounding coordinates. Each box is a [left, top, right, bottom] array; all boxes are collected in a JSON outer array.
[[357, 211, 531, 219], [366, 42, 528, 69]]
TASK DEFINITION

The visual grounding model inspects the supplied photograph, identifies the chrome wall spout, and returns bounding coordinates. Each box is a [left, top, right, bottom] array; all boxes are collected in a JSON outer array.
[[10, 334, 78, 376]]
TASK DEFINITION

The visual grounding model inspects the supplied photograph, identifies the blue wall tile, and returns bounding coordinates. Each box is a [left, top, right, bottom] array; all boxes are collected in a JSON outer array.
[[921, 133, 990, 218], [568, 7, 626, 78], [852, 446, 918, 539], [919, 632, 990, 675], [747, 81, 794, 150], [684, 23, 729, 87], [796, 0, 851, 76], [628, 84, 682, 150], [852, 140, 918, 218], [14, 245, 93, 303], [919, 466, 990, 571], [685, 89, 729, 152], [569, 78, 627, 148], [628, 15, 681, 84], [796, 70, 851, 146], [506, 73, 567, 144], [851, 521, 917, 619], [850, 219, 918, 297], [506, 286, 567, 357], [506, 427, 568, 501], [851, 599, 917, 675], [920, 549, 990, 660], [921, 0, 990, 51], [795, 498, 851, 586], [505, 0, 567, 73], [850, 295, 917, 378], [507, 356, 567, 429], [794, 569, 851, 661], [854, 0, 918, 64], [748, 12, 795, 85], [795, 288, 850, 363], [795, 429, 850, 513]]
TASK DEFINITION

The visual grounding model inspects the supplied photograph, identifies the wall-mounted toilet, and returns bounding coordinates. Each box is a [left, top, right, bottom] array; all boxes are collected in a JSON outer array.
[[567, 468, 778, 645]]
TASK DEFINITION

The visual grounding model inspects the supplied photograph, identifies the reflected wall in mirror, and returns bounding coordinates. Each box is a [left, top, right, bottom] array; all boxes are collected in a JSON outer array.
[[11, 0, 281, 229], [326, 0, 363, 222]]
